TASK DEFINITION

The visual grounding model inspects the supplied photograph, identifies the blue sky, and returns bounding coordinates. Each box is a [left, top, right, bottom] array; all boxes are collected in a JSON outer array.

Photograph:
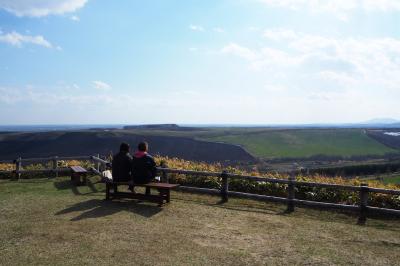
[[0, 0, 400, 125]]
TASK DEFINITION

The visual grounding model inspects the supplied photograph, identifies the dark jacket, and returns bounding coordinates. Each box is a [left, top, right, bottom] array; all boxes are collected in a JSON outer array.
[[112, 152, 133, 182], [132, 151, 156, 184]]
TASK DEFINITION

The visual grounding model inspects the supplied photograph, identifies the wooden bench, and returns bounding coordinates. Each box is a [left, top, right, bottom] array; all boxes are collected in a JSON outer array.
[[70, 166, 88, 186], [105, 181, 179, 207]]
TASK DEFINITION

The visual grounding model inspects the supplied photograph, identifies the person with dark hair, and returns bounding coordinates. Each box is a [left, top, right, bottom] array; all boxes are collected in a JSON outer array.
[[112, 142, 133, 187], [131, 141, 157, 184]]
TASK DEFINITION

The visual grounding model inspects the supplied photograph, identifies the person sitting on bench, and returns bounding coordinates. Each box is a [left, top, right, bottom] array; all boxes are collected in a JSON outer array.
[[132, 141, 157, 185], [112, 142, 133, 192]]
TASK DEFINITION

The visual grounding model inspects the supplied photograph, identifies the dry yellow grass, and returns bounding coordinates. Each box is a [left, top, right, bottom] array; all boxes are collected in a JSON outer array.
[[1, 177, 400, 265], [0, 163, 14, 171]]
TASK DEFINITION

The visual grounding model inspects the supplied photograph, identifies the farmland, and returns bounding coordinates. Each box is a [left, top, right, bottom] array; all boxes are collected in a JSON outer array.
[[0, 127, 399, 166], [200, 129, 397, 159]]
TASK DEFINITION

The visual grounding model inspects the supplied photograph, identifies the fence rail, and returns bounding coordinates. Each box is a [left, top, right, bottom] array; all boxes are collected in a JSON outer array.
[[1, 155, 400, 224]]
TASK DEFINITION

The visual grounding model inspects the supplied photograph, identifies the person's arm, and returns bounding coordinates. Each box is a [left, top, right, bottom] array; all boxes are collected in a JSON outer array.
[[150, 156, 157, 178], [128, 156, 134, 181], [111, 156, 116, 175]]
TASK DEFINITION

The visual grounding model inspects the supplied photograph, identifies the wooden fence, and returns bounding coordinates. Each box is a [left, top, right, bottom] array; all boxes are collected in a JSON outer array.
[[1, 155, 400, 224]]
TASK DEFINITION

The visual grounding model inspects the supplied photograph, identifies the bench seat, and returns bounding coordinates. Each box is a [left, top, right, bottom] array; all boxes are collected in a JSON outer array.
[[105, 181, 179, 206], [70, 166, 88, 186]]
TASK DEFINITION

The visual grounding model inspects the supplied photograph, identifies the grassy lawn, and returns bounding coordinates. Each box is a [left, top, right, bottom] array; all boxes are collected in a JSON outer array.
[[1, 177, 400, 265], [202, 129, 396, 159]]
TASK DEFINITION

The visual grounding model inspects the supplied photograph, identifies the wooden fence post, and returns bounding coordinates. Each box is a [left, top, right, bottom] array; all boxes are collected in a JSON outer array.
[[15, 157, 22, 180], [357, 183, 369, 225], [161, 162, 168, 183], [52, 156, 58, 178], [96, 154, 100, 171], [220, 170, 229, 202], [287, 171, 296, 213]]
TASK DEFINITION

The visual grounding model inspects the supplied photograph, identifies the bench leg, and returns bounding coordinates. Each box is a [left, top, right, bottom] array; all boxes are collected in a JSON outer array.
[[106, 183, 110, 200], [145, 187, 151, 196], [71, 174, 79, 186], [158, 189, 170, 204], [158, 196, 164, 207], [83, 173, 87, 186], [166, 190, 170, 203]]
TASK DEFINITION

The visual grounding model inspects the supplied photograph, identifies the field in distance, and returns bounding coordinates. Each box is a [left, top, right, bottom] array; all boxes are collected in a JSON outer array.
[[1, 126, 399, 163], [200, 128, 398, 159], [123, 127, 399, 160]]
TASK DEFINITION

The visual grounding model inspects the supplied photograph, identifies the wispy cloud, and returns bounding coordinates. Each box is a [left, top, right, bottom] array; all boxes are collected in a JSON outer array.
[[221, 29, 400, 103], [0, 31, 54, 48], [213, 27, 225, 33], [221, 43, 257, 60], [189, 24, 205, 32], [260, 0, 400, 20], [0, 0, 88, 17], [70, 15, 80, 22], [92, 80, 112, 90]]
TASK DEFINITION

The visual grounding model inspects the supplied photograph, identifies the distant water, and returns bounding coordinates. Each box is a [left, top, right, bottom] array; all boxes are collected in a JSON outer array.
[[0, 124, 125, 132]]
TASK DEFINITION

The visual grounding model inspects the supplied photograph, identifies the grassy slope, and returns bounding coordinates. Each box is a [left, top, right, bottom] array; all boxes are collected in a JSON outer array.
[[1, 177, 400, 265], [202, 129, 397, 159]]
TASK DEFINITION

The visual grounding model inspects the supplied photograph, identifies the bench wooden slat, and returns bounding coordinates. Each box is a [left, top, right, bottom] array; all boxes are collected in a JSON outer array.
[[107, 181, 179, 189], [70, 166, 88, 173], [70, 166, 88, 186], [142, 182, 179, 189]]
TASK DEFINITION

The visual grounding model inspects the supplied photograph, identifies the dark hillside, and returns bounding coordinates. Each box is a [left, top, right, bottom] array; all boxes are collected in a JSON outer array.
[[0, 131, 255, 163], [367, 130, 400, 149], [123, 124, 199, 131]]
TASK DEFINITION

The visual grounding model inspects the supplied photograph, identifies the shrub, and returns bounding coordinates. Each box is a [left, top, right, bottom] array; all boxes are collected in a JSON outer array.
[[155, 156, 400, 209]]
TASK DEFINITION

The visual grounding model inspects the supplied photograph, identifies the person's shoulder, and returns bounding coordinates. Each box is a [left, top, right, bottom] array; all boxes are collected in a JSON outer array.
[[145, 154, 155, 162], [145, 154, 154, 159]]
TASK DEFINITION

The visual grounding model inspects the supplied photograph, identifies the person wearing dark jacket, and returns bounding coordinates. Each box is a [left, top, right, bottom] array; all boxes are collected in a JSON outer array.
[[132, 141, 157, 184], [112, 143, 133, 189]]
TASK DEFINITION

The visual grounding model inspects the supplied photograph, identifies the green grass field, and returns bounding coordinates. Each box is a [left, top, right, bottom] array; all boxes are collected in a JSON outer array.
[[1, 177, 400, 265], [382, 175, 400, 185], [202, 129, 397, 159]]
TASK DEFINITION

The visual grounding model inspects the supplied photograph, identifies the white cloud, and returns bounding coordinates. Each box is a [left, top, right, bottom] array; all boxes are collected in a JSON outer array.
[[0, 87, 23, 104], [260, 0, 400, 12], [220, 29, 400, 108], [70, 15, 80, 21], [263, 29, 299, 41], [189, 24, 205, 32], [0, 31, 53, 48], [221, 43, 257, 61], [213, 27, 225, 33], [0, 0, 88, 17], [189, 47, 198, 52], [260, 0, 400, 20], [92, 80, 112, 90]]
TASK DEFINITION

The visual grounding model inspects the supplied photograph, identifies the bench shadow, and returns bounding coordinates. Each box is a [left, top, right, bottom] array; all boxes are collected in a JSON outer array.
[[53, 178, 102, 196], [55, 199, 162, 221]]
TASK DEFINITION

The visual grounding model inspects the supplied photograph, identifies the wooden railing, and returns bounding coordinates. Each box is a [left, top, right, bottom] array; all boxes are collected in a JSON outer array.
[[0, 155, 104, 177], [1, 155, 400, 224]]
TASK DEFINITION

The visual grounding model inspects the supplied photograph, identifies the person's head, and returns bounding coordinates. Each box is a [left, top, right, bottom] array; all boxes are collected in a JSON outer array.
[[119, 142, 130, 153], [138, 141, 148, 152]]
